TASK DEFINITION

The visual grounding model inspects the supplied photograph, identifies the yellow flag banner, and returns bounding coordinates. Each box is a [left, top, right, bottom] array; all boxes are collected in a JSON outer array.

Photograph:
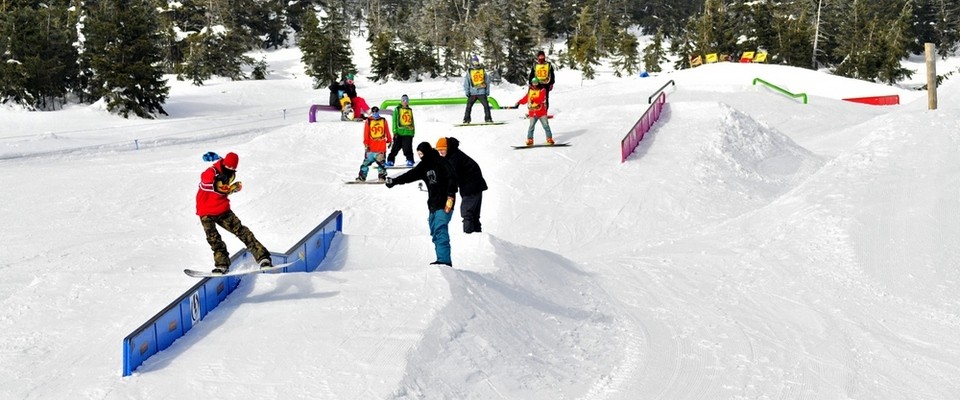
[[706, 53, 718, 64], [690, 55, 703, 67], [753, 51, 768, 63], [739, 51, 755, 63]]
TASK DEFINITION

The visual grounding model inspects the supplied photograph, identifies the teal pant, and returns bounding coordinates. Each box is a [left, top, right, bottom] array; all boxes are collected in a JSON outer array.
[[428, 209, 452, 264], [359, 151, 386, 179]]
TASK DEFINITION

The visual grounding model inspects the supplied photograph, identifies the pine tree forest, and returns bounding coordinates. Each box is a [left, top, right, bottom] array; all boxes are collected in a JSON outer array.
[[1, 0, 959, 116]]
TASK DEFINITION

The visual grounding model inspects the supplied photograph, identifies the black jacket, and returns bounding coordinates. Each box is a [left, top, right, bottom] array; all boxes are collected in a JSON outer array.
[[330, 81, 357, 101], [443, 137, 488, 196], [528, 61, 556, 89], [392, 145, 458, 212]]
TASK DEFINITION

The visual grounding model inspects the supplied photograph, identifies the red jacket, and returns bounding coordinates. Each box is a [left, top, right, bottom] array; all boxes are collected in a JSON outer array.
[[517, 86, 548, 118], [363, 117, 392, 153], [195, 160, 234, 216]]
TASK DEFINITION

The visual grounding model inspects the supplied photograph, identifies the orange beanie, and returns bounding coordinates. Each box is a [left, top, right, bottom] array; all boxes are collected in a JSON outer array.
[[435, 137, 448, 150]]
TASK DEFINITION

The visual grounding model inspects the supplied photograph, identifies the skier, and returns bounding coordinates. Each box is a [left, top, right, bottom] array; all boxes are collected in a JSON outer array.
[[462, 55, 493, 124], [329, 73, 371, 120], [195, 152, 272, 274], [385, 142, 459, 266], [436, 137, 487, 234], [387, 94, 416, 167], [528, 50, 556, 111], [357, 106, 392, 182], [515, 77, 554, 146]]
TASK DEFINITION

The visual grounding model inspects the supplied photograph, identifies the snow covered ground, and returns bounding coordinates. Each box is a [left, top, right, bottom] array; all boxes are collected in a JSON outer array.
[[2, 38, 959, 399]]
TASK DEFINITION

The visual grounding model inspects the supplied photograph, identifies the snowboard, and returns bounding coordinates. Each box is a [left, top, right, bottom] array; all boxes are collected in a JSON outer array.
[[184, 261, 296, 278], [345, 180, 386, 185], [385, 165, 414, 169], [454, 121, 507, 127], [511, 142, 571, 149]]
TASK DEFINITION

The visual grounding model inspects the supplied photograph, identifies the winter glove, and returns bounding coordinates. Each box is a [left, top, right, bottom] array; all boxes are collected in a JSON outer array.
[[444, 196, 455, 213], [385, 177, 395, 188], [230, 181, 243, 193]]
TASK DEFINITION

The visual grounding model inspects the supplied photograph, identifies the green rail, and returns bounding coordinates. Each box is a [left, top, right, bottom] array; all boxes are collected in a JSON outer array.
[[380, 96, 502, 110], [752, 78, 807, 104]]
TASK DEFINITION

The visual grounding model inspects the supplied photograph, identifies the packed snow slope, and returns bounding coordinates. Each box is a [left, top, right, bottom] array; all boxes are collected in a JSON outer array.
[[2, 44, 959, 399]]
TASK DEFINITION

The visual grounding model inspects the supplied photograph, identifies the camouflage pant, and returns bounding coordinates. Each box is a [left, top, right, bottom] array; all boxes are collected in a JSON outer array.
[[200, 210, 270, 268]]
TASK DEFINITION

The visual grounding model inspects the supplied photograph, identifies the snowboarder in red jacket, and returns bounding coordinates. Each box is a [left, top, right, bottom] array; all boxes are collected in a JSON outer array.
[[515, 77, 554, 146], [195, 152, 272, 274]]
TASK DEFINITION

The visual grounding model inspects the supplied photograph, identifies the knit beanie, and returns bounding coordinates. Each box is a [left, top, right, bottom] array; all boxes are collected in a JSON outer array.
[[223, 152, 239, 170], [435, 137, 448, 150]]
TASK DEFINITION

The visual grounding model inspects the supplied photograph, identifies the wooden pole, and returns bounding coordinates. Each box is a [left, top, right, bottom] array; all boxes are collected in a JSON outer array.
[[926, 43, 937, 110]]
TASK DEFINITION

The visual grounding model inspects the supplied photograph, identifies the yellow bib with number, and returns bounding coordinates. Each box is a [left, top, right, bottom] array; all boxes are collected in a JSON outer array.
[[534, 64, 551, 83], [470, 68, 486, 88], [398, 108, 413, 127], [369, 119, 386, 139]]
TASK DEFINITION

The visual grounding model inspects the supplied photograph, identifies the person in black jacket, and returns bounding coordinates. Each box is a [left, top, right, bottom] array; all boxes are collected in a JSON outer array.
[[385, 142, 459, 266], [328, 73, 371, 119], [528, 50, 556, 111], [436, 137, 487, 234]]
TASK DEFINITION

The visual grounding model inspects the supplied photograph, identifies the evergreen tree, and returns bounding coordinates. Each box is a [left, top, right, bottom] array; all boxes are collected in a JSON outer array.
[[368, 30, 396, 82], [82, 0, 169, 118], [0, 3, 79, 110], [612, 30, 640, 77], [568, 4, 600, 79], [178, 27, 253, 85], [299, 7, 354, 88], [503, 0, 537, 85], [879, 2, 915, 83], [831, 0, 915, 83], [671, 19, 699, 70], [635, 0, 702, 38], [527, 0, 549, 46], [933, 0, 960, 58], [640, 27, 666, 73]]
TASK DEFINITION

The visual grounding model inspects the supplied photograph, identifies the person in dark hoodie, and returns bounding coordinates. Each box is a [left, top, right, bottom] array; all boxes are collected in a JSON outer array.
[[385, 142, 459, 266], [436, 137, 487, 233]]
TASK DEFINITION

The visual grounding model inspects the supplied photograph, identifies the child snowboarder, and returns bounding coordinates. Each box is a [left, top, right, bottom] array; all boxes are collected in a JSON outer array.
[[515, 77, 554, 146], [387, 94, 416, 167], [357, 106, 392, 182], [195, 152, 272, 274], [385, 142, 459, 266]]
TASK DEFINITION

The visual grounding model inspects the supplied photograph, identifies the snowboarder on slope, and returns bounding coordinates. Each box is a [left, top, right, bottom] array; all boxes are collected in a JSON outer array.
[[387, 94, 416, 167], [462, 55, 493, 124], [357, 106, 392, 182], [515, 77, 554, 146], [195, 152, 272, 274]]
